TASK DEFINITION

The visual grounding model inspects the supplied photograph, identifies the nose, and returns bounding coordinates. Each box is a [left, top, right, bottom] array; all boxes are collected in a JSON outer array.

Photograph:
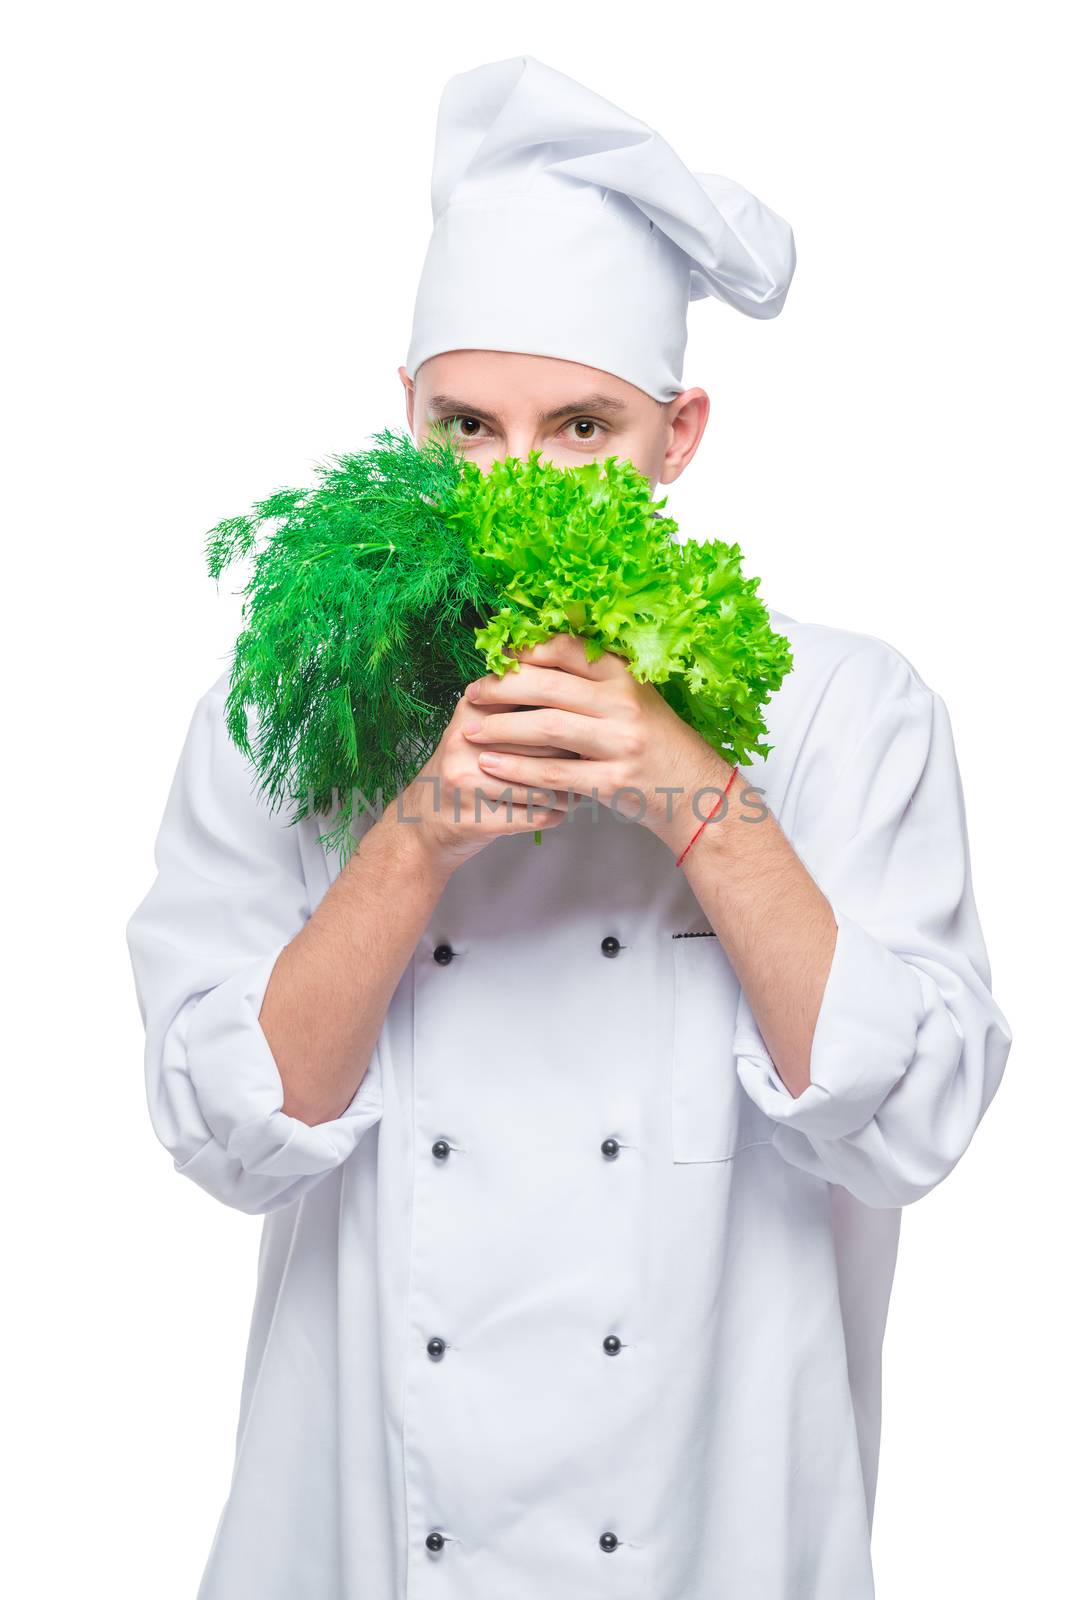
[[494, 433, 539, 464]]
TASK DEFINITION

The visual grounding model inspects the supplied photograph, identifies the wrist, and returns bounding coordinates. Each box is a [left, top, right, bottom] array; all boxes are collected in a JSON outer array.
[[372, 795, 458, 886], [657, 752, 739, 860]]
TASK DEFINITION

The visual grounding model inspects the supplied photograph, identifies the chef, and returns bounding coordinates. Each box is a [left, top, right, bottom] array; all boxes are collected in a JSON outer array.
[[125, 53, 1012, 1600]]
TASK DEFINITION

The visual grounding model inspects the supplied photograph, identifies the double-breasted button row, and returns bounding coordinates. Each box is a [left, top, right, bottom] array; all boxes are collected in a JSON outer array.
[[433, 1135, 621, 1161], [423, 1331, 620, 1359], [435, 936, 623, 963], [427, 1529, 622, 1554]]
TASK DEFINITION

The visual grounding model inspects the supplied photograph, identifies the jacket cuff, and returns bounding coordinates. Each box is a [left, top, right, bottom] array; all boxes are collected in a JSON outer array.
[[733, 909, 929, 1139], [184, 943, 384, 1177]]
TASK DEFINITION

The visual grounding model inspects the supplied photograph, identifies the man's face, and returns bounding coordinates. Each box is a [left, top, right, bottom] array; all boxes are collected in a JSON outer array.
[[399, 349, 708, 488]]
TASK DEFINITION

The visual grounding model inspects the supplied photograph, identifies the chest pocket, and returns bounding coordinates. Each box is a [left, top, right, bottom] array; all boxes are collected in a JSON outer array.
[[670, 933, 772, 1163]]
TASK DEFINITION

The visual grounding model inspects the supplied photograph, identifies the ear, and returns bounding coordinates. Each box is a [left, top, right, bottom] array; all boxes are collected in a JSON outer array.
[[398, 366, 415, 429]]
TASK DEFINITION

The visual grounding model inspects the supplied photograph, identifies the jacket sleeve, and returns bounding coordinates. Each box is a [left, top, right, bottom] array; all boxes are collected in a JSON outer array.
[[125, 676, 385, 1215], [732, 667, 1011, 1208]]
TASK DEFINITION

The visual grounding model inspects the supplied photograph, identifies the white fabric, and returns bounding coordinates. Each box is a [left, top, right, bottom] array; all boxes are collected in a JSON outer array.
[[405, 55, 797, 401], [125, 609, 1010, 1598]]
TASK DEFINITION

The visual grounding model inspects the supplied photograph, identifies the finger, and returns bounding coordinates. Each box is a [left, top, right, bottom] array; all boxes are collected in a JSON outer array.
[[505, 810, 569, 835], [455, 699, 579, 756], [466, 661, 612, 719], [469, 777, 573, 818], [463, 707, 610, 760], [510, 632, 627, 680], [455, 688, 524, 711], [472, 778, 572, 808], [481, 741, 581, 759], [463, 633, 621, 705], [474, 748, 611, 798], [449, 693, 530, 731]]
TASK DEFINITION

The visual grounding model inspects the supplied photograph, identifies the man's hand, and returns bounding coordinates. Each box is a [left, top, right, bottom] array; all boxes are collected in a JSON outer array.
[[456, 631, 737, 854], [396, 677, 580, 872]]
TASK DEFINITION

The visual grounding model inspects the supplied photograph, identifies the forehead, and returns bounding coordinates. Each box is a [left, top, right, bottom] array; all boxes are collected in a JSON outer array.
[[414, 349, 649, 417]]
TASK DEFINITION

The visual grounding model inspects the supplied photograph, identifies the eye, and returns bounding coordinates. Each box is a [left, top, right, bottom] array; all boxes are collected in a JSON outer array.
[[566, 417, 605, 443]]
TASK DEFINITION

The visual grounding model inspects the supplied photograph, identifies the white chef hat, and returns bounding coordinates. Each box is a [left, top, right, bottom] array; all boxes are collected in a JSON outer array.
[[405, 55, 797, 403]]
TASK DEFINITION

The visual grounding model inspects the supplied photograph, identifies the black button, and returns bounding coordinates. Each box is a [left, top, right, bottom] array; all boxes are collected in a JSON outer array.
[[599, 1531, 619, 1552], [426, 1531, 445, 1552], [603, 1334, 622, 1356], [432, 1139, 451, 1161], [601, 935, 621, 958], [426, 1337, 446, 1360], [601, 1137, 620, 1160], [433, 943, 454, 965]]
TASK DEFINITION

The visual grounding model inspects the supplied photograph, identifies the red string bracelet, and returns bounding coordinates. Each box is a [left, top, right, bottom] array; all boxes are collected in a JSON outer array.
[[674, 764, 740, 867]]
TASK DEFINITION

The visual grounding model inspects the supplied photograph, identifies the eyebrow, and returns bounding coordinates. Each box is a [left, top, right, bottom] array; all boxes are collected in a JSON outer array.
[[425, 391, 630, 426]]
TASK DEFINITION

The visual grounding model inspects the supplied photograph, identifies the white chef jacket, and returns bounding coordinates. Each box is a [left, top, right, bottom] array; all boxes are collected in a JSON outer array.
[[125, 606, 1011, 1600]]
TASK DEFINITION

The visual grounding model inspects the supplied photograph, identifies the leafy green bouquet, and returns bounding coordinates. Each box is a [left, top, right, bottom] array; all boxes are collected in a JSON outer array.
[[205, 425, 792, 862]]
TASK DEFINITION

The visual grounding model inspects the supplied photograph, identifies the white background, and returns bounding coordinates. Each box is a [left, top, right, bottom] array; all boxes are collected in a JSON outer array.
[[4, 2, 1064, 1594]]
